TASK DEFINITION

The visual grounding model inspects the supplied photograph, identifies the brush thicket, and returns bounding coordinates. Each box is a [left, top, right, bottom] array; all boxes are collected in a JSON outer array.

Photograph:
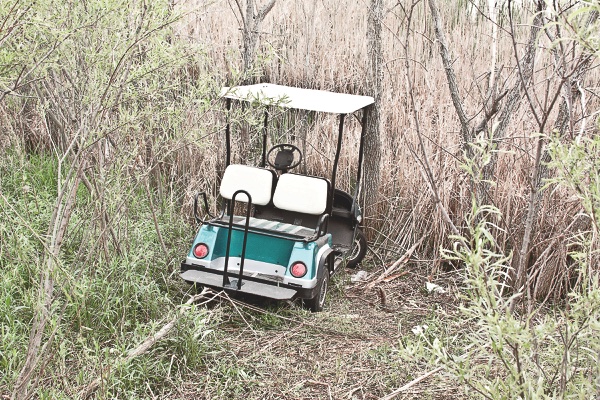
[[172, 0, 600, 299], [3, 0, 598, 300]]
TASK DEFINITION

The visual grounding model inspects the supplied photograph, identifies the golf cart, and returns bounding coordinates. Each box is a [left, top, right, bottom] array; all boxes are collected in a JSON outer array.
[[181, 84, 373, 311]]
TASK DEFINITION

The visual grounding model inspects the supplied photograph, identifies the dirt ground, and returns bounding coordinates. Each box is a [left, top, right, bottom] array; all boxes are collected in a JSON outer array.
[[178, 264, 466, 400]]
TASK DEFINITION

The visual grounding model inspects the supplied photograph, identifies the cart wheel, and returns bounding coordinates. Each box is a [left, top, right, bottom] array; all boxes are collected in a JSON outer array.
[[305, 270, 329, 312], [346, 229, 367, 269]]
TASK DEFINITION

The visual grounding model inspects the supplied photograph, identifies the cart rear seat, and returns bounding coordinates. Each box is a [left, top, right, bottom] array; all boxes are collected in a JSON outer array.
[[219, 167, 330, 233], [216, 215, 315, 237], [220, 164, 275, 206]]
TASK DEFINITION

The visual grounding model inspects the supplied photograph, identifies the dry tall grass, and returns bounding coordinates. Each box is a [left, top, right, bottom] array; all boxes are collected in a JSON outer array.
[[3, 0, 598, 300], [172, 0, 600, 299]]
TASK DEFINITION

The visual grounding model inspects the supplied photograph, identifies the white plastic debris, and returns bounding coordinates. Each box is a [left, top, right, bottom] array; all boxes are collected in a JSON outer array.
[[350, 270, 368, 282], [411, 324, 429, 335], [425, 281, 446, 294]]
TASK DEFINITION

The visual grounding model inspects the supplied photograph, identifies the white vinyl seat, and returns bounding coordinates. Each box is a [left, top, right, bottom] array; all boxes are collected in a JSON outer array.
[[220, 164, 275, 206], [273, 173, 329, 215]]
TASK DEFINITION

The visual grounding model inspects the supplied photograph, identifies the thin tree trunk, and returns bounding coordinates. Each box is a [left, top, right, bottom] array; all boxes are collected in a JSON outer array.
[[427, 0, 470, 149], [12, 158, 84, 400], [427, 0, 506, 206], [514, 9, 598, 297], [483, 0, 544, 186], [237, 0, 276, 82], [363, 0, 383, 237]]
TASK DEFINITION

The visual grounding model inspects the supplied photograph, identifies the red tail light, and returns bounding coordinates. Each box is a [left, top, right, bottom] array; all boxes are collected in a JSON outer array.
[[290, 262, 307, 278], [193, 243, 209, 259]]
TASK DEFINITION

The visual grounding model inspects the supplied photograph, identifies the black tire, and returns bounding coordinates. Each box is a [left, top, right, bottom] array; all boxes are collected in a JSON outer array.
[[345, 229, 367, 269], [305, 270, 329, 312]]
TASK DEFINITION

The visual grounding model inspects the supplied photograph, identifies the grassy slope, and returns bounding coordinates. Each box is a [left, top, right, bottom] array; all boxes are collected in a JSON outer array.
[[0, 149, 199, 398]]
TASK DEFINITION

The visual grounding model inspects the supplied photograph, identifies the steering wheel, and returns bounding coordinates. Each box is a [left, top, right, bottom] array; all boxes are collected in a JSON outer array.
[[267, 143, 303, 171]]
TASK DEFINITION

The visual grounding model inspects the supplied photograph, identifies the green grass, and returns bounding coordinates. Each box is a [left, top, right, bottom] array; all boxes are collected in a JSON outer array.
[[0, 148, 216, 398]]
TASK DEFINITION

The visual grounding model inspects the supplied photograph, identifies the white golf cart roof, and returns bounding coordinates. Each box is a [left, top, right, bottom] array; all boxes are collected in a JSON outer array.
[[221, 83, 374, 114]]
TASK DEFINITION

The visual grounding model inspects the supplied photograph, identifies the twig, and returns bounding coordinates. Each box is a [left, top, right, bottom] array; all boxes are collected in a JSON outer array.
[[376, 286, 387, 306], [379, 367, 443, 400], [79, 289, 215, 399], [383, 271, 409, 282], [366, 237, 423, 289], [219, 291, 257, 334]]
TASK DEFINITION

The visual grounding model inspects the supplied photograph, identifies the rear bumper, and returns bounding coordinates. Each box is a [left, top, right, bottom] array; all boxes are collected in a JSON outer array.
[[181, 262, 319, 300]]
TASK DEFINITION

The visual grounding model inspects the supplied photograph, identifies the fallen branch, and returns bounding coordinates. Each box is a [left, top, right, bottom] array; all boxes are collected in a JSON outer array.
[[380, 366, 443, 400], [79, 289, 215, 399], [383, 271, 409, 282], [366, 237, 423, 290]]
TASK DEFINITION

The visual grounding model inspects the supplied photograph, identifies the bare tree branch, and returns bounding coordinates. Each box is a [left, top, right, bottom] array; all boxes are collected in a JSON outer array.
[[256, 0, 276, 22], [12, 157, 85, 400], [512, 2, 598, 301], [427, 0, 470, 147], [403, 0, 466, 248], [80, 290, 216, 399]]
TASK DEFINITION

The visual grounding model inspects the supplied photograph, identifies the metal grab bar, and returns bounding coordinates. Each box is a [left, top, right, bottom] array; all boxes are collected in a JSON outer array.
[[194, 192, 216, 223], [222, 190, 252, 290], [303, 213, 329, 243]]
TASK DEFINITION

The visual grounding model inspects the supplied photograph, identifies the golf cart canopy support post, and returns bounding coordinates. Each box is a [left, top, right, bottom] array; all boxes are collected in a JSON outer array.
[[331, 114, 345, 208], [225, 98, 232, 167], [261, 109, 268, 167], [354, 106, 370, 205]]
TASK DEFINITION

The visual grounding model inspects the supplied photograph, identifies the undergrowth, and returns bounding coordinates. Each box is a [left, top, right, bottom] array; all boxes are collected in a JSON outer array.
[[399, 133, 600, 399], [0, 148, 212, 398]]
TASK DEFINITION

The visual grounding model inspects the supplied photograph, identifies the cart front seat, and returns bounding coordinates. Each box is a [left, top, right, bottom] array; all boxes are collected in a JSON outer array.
[[273, 173, 330, 216]]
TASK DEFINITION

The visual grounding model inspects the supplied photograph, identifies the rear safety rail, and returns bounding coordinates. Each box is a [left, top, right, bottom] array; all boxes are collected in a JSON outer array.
[[222, 190, 252, 290], [194, 192, 218, 224], [304, 213, 330, 243]]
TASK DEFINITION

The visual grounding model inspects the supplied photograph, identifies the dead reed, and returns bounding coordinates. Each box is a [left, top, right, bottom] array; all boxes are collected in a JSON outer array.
[[171, 0, 600, 299], [3, 0, 598, 300]]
